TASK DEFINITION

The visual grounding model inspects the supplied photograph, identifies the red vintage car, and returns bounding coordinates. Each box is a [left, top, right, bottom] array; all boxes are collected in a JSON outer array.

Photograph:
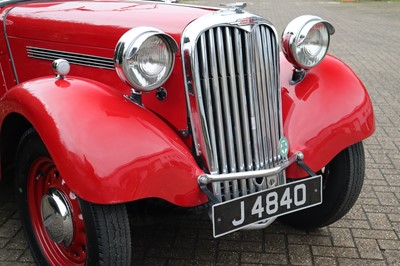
[[0, 0, 374, 265]]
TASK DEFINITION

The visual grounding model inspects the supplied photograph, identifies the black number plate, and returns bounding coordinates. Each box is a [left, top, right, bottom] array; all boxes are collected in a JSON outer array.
[[212, 175, 322, 237]]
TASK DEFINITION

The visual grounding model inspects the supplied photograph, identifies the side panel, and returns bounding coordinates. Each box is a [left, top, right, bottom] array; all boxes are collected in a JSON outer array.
[[0, 77, 207, 206], [281, 54, 375, 178], [7, 37, 189, 132]]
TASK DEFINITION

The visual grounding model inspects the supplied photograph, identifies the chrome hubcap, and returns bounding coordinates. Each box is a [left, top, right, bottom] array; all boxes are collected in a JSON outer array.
[[41, 188, 73, 246]]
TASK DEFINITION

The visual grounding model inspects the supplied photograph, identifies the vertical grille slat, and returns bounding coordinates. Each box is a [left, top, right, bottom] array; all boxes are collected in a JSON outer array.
[[188, 22, 282, 202], [267, 29, 281, 166], [234, 29, 252, 172], [215, 27, 236, 200], [216, 28, 236, 173], [233, 28, 252, 196], [225, 27, 244, 198], [243, 33, 257, 194], [254, 28, 268, 171], [208, 29, 228, 176], [199, 34, 223, 199], [225, 27, 245, 173], [244, 33, 261, 178], [259, 27, 274, 169], [266, 28, 279, 166]]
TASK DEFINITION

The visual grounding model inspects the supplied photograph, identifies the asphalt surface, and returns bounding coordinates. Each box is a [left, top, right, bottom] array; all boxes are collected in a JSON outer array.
[[0, 0, 399, 265]]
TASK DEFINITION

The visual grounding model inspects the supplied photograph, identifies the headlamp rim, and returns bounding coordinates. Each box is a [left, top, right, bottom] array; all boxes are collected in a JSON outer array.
[[282, 15, 335, 70], [114, 27, 178, 91]]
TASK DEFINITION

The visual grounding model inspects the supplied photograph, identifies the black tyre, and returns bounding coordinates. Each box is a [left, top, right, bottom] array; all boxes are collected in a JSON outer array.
[[15, 128, 131, 265], [279, 142, 365, 229]]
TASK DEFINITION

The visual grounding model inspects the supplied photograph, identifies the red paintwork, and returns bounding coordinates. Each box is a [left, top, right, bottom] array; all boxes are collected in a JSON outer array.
[[28, 158, 86, 265], [6, 1, 215, 50], [0, 0, 375, 205], [281, 54, 375, 178], [4, 1, 217, 133], [0, 76, 207, 206]]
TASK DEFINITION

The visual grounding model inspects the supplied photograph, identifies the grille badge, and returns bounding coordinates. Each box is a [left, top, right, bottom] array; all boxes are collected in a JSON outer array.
[[279, 137, 289, 160], [230, 17, 264, 32]]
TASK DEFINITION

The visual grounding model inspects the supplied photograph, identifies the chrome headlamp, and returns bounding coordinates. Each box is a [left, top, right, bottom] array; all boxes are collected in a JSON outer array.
[[282, 15, 335, 69], [114, 27, 178, 91]]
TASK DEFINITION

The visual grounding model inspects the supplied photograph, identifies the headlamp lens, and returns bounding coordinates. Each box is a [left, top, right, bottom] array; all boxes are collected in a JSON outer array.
[[295, 22, 329, 68], [128, 36, 173, 89]]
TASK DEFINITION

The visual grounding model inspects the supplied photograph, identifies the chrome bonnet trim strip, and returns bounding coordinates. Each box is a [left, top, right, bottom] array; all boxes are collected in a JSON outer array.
[[3, 5, 19, 84], [26, 47, 114, 70]]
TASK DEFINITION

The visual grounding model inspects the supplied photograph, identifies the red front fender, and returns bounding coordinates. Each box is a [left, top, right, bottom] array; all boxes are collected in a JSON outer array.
[[0, 77, 207, 206], [281, 54, 375, 178]]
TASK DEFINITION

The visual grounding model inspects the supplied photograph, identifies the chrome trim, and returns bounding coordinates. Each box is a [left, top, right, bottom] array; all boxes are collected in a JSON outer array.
[[198, 152, 301, 185], [182, 10, 283, 203], [282, 15, 335, 70], [27, 47, 114, 70], [114, 27, 178, 91], [41, 188, 73, 246], [220, 2, 247, 11], [182, 10, 279, 167], [0, 0, 26, 8], [52, 59, 70, 79], [243, 218, 275, 230], [3, 5, 19, 84]]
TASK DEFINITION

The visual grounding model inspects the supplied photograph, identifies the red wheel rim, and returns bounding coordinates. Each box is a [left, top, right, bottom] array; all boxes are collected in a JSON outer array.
[[27, 157, 87, 265]]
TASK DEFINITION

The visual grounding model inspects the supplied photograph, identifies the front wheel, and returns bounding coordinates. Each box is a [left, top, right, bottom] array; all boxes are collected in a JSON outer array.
[[280, 142, 365, 229], [15, 129, 131, 265]]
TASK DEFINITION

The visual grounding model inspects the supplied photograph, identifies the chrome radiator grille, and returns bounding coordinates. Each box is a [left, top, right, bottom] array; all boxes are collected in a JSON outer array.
[[182, 14, 284, 202]]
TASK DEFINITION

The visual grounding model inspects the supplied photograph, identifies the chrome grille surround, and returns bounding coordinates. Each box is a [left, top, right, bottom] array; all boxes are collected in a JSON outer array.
[[182, 10, 285, 202]]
